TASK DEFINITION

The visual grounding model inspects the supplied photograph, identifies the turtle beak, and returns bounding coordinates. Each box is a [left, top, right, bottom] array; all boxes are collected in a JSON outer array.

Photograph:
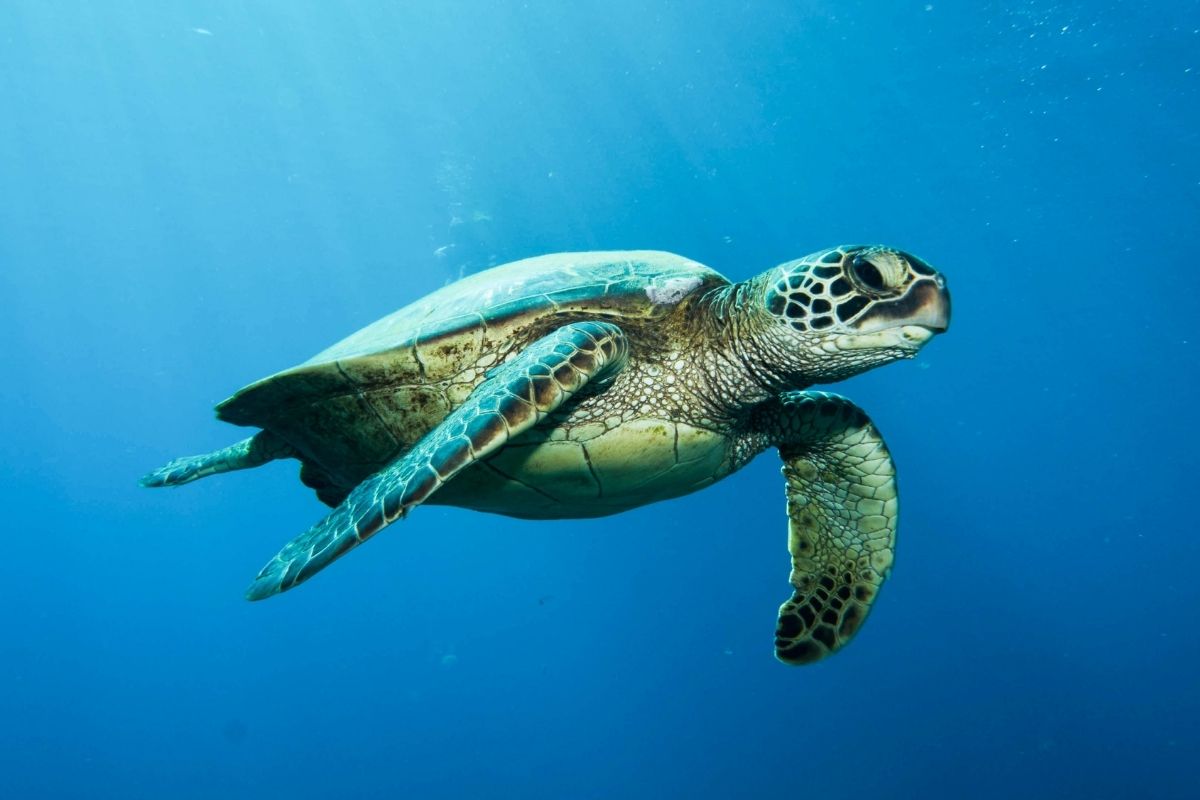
[[852, 275, 951, 336], [920, 274, 951, 333]]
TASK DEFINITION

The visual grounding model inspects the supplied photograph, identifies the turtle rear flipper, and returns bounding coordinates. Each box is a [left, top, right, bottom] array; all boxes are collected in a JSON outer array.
[[140, 431, 295, 488], [756, 392, 899, 665], [244, 321, 630, 600]]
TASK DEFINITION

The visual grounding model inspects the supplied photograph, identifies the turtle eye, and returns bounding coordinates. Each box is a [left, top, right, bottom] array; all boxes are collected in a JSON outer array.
[[849, 256, 888, 294]]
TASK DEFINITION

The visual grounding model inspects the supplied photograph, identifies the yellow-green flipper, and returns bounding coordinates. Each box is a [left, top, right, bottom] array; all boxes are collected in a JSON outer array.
[[756, 391, 898, 664], [244, 320, 629, 600]]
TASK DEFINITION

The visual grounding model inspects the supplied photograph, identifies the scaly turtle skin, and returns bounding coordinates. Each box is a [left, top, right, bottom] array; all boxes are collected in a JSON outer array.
[[143, 246, 950, 665]]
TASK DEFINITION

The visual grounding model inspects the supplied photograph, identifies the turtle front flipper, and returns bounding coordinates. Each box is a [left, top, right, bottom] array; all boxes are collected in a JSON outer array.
[[756, 391, 899, 665], [244, 321, 630, 600]]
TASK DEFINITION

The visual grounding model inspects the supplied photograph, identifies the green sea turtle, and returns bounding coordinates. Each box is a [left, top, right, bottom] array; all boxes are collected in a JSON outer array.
[[143, 245, 950, 664]]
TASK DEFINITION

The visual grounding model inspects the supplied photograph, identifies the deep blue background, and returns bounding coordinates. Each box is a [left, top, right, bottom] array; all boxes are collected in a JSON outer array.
[[1, 2, 1197, 798]]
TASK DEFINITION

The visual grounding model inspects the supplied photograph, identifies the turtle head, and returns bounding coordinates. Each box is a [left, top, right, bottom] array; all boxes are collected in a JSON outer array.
[[754, 244, 950, 384]]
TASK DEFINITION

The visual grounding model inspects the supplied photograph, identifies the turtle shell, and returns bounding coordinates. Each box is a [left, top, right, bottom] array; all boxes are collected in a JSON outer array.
[[216, 251, 727, 500]]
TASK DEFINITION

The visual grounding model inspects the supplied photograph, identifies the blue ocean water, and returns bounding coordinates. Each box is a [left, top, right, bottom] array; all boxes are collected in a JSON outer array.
[[1, 1, 1197, 797]]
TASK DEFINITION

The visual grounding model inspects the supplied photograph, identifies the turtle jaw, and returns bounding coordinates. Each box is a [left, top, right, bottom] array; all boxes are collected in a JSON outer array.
[[831, 324, 940, 355], [796, 321, 944, 384]]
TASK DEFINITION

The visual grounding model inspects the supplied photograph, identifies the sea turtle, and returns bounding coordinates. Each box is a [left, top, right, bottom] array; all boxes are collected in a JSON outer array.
[[143, 245, 950, 664]]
